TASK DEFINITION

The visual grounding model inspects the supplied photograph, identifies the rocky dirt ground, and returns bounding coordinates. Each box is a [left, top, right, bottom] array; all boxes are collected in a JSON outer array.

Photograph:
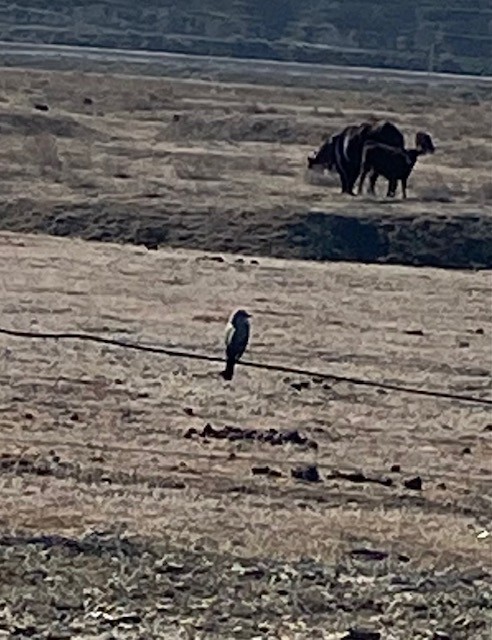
[[0, 231, 491, 639], [0, 65, 490, 267]]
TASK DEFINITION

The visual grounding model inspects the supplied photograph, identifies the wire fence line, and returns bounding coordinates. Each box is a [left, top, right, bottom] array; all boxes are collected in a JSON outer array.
[[1, 325, 490, 407]]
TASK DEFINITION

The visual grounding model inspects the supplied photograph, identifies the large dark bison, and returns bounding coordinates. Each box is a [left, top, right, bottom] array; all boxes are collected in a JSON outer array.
[[308, 119, 405, 195], [358, 132, 435, 199]]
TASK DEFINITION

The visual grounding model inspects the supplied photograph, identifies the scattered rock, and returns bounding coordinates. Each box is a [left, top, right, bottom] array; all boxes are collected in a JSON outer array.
[[172, 113, 181, 121], [460, 567, 490, 584], [235, 258, 245, 264], [432, 632, 451, 640], [351, 548, 388, 561], [185, 423, 318, 449], [70, 412, 79, 421], [405, 329, 424, 336], [200, 255, 224, 263], [114, 172, 131, 179], [83, 97, 93, 105], [328, 470, 393, 487], [24, 412, 34, 420], [250, 259, 259, 265], [461, 446, 471, 455], [105, 612, 142, 626], [404, 476, 423, 491], [437, 482, 447, 490], [33, 103, 49, 112], [11, 626, 38, 637], [251, 465, 282, 478], [156, 560, 185, 575], [475, 327, 484, 334], [351, 548, 410, 563], [483, 424, 492, 432], [458, 340, 469, 348], [390, 464, 401, 473], [343, 628, 381, 640], [291, 381, 311, 391], [183, 407, 194, 416], [291, 464, 321, 483]]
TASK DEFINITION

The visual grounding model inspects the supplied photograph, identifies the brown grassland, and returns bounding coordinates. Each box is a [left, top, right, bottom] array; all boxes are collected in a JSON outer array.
[[0, 61, 491, 639], [0, 65, 491, 267]]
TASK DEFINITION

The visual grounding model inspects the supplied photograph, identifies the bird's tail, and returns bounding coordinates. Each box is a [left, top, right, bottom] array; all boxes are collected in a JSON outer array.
[[221, 357, 235, 381]]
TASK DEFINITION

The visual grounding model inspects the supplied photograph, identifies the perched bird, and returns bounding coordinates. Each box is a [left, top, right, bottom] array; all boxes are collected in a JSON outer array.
[[221, 309, 251, 380]]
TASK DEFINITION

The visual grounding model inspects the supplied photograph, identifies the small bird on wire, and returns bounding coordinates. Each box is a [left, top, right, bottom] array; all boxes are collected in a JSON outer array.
[[221, 309, 252, 380]]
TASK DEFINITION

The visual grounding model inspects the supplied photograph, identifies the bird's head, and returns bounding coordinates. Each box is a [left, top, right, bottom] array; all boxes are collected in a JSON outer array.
[[231, 309, 251, 324], [234, 309, 251, 319]]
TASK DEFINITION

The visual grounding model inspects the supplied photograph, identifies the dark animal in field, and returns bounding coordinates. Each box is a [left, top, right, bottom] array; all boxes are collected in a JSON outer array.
[[308, 120, 405, 195], [357, 132, 436, 199]]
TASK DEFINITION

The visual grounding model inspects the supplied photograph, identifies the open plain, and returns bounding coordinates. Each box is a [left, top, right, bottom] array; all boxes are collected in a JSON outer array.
[[0, 63, 491, 267], [0, 57, 491, 639]]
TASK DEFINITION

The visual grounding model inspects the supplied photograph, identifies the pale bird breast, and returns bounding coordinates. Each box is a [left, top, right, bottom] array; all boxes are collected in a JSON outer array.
[[224, 322, 235, 346]]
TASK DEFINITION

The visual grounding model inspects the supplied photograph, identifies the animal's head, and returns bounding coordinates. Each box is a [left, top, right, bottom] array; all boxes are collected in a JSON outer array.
[[307, 151, 319, 169], [231, 309, 251, 325], [415, 131, 435, 154], [308, 139, 336, 171]]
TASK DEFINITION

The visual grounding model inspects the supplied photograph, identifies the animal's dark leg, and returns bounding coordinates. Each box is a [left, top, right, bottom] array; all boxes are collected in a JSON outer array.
[[387, 178, 397, 198], [336, 167, 348, 193], [401, 177, 407, 199], [346, 164, 360, 196], [334, 137, 351, 194], [357, 168, 369, 195], [347, 180, 356, 196], [368, 172, 378, 195]]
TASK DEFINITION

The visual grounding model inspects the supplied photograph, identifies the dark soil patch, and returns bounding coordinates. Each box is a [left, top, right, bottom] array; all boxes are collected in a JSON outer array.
[[287, 210, 492, 269], [327, 469, 393, 487], [184, 423, 318, 449], [0, 112, 101, 139], [0, 452, 185, 490], [1, 198, 490, 269]]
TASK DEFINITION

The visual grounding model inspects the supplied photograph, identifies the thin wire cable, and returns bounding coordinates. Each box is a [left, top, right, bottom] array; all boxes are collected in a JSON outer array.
[[1, 326, 490, 406]]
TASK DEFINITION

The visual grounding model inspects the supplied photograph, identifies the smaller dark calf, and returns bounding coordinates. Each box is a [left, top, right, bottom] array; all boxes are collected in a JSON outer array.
[[358, 132, 435, 199]]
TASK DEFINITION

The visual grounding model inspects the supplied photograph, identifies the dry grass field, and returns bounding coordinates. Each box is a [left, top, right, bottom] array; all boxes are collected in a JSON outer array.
[[0, 66, 491, 267], [0, 231, 491, 639], [0, 61, 491, 639]]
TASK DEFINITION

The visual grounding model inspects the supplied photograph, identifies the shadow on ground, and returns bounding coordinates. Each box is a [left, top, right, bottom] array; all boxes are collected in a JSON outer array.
[[2, 199, 491, 269]]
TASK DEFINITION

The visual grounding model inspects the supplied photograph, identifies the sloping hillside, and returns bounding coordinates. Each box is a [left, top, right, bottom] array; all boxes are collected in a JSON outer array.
[[0, 0, 491, 74]]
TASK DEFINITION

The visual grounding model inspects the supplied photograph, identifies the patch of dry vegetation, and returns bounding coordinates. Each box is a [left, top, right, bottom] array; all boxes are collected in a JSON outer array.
[[0, 231, 491, 637]]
